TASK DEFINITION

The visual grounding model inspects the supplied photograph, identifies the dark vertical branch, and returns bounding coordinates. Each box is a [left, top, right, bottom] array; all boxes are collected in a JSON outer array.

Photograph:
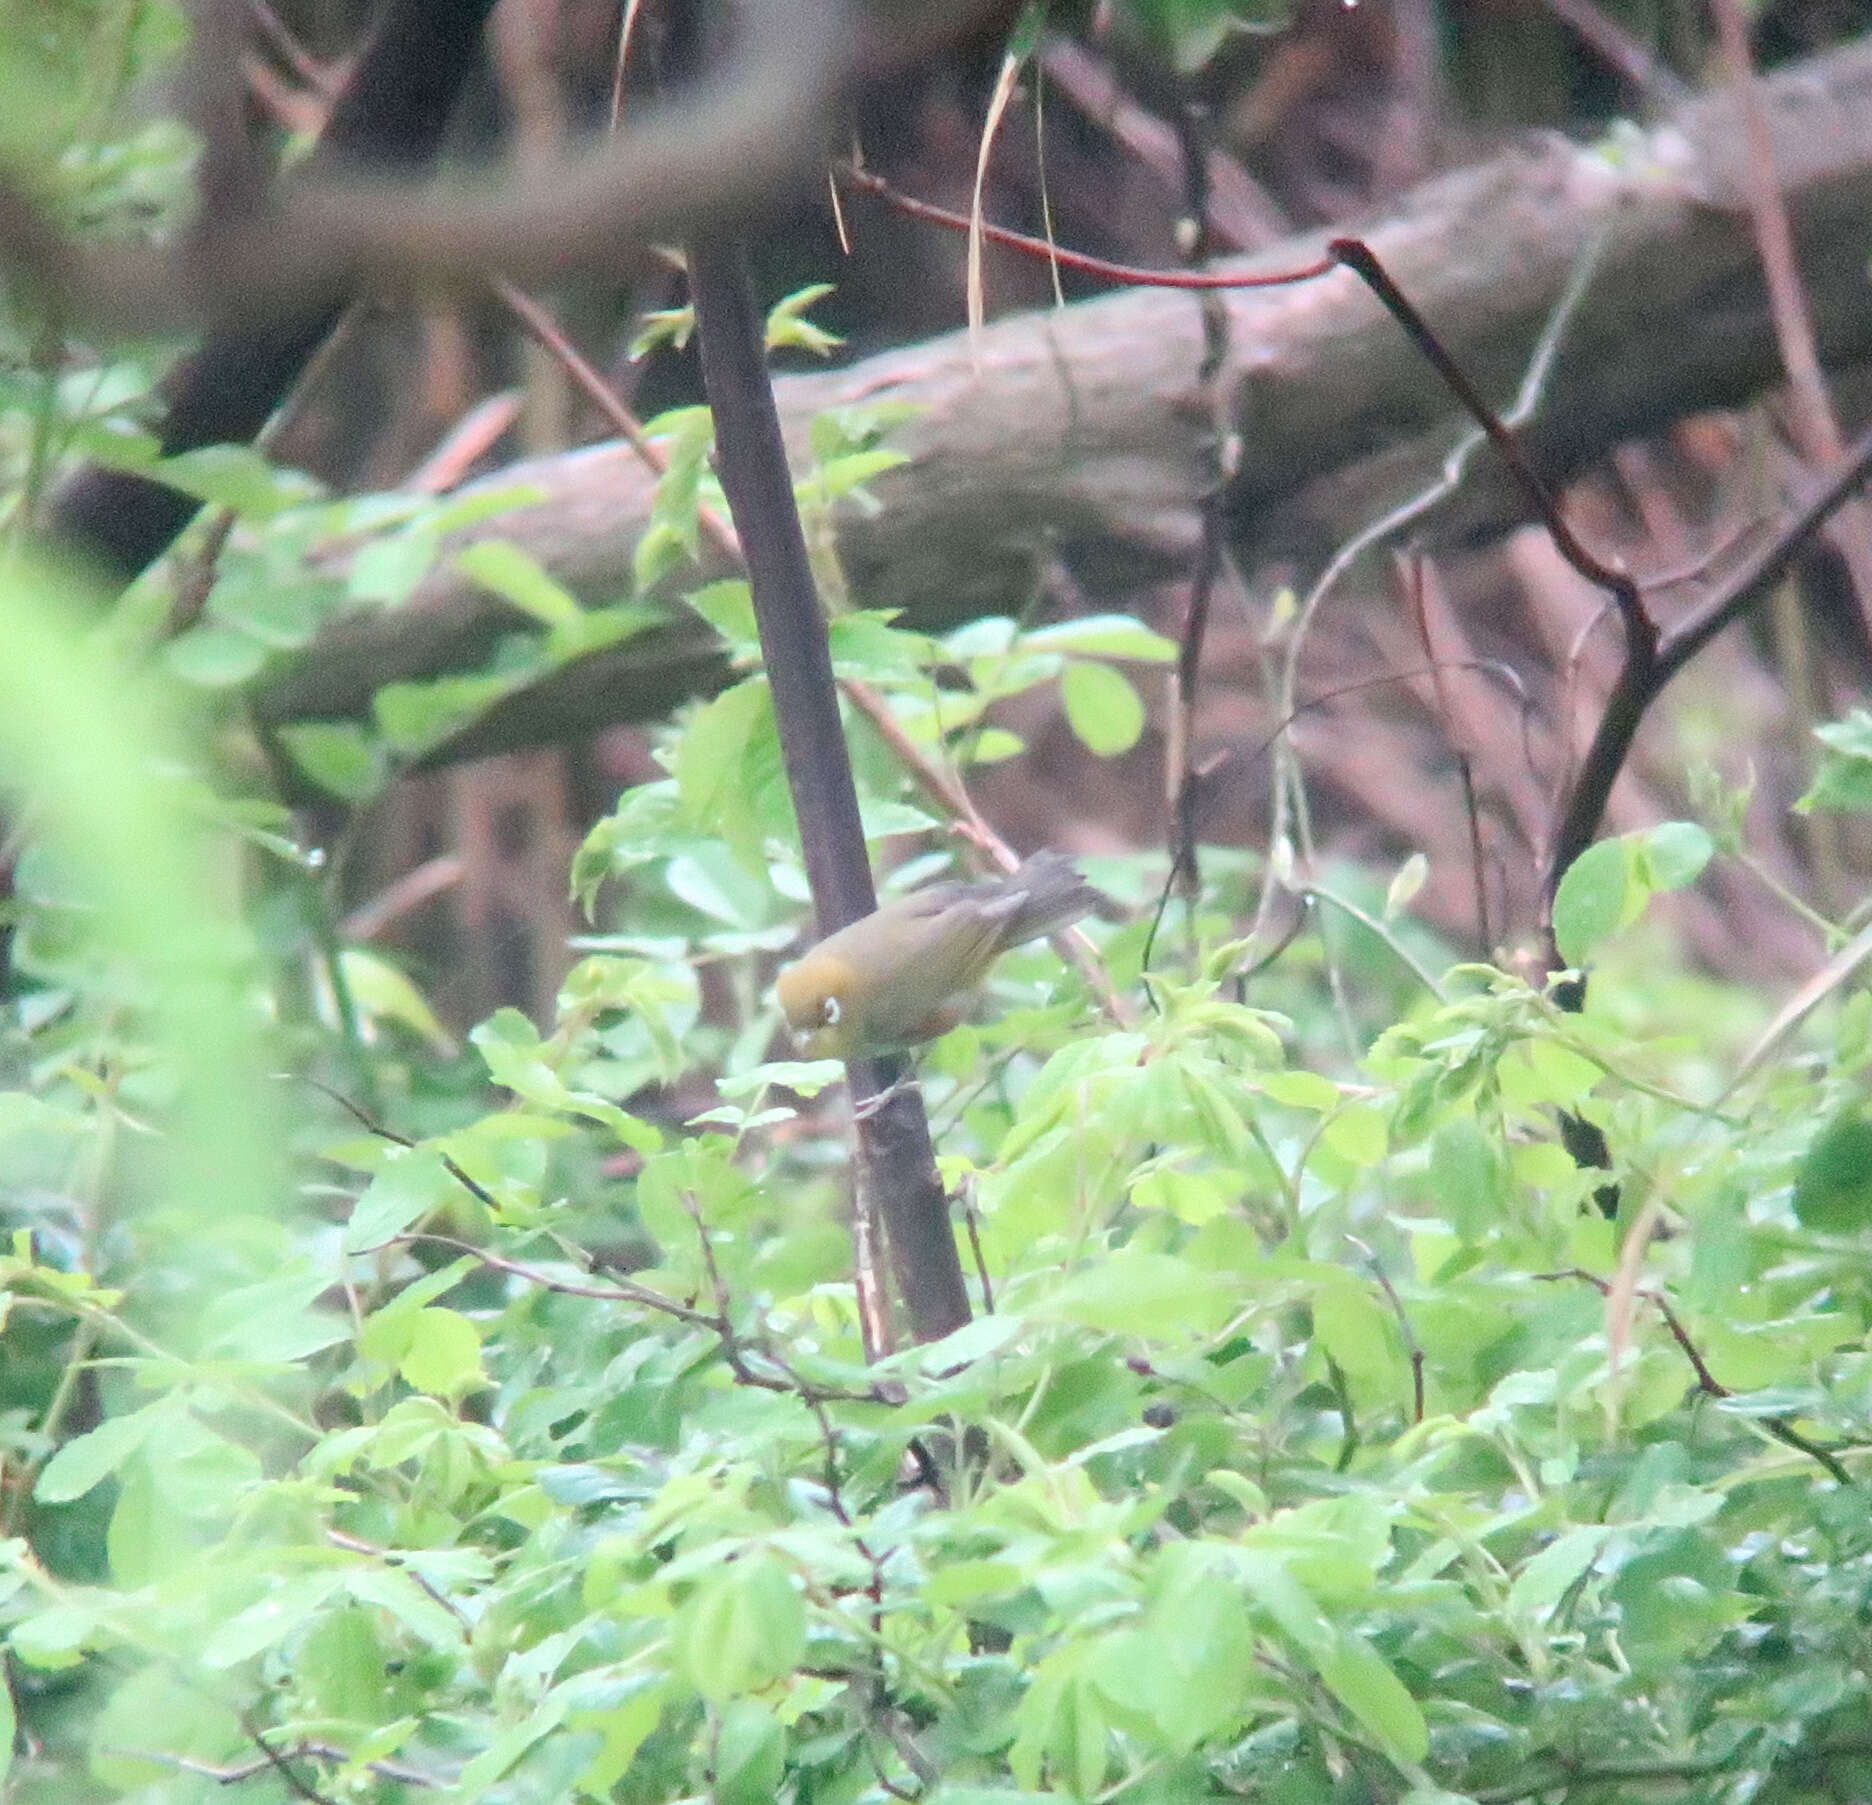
[[1165, 98, 1230, 931], [685, 237, 970, 1343]]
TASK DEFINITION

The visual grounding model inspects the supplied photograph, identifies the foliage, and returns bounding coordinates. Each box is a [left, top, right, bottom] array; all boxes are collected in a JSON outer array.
[[3, 425, 1872, 1803], [2, 13, 1871, 1803]]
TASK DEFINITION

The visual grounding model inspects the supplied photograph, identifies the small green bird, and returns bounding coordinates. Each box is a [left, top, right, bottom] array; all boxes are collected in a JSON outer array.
[[775, 853, 1105, 1060]]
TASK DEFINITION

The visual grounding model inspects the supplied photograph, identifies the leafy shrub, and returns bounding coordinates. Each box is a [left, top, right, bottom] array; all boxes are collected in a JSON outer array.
[[1, 513, 1868, 1801]]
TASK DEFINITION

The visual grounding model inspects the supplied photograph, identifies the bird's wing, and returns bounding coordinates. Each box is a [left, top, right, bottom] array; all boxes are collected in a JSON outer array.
[[855, 887, 1017, 1046]]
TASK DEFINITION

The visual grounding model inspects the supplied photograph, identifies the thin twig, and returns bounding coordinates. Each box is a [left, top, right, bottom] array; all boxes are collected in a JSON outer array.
[[324, 1528, 472, 1634], [122, 1741, 440, 1787], [1326, 238, 1647, 643], [239, 1715, 343, 1805], [837, 678, 1127, 1022], [1163, 88, 1233, 958], [500, 278, 1127, 1030], [1038, 36, 1290, 250], [394, 1231, 716, 1325], [1550, 420, 1872, 931], [1403, 549, 1494, 951], [496, 278, 743, 563], [1346, 1236, 1425, 1424], [1538, 0, 1688, 105], [1709, 0, 1872, 639], [962, 1184, 995, 1314], [339, 854, 466, 942], [840, 163, 1334, 291], [246, 0, 342, 95], [1247, 231, 1601, 978], [1140, 656, 1541, 976], [398, 1228, 894, 1406], [1534, 1269, 1852, 1485]]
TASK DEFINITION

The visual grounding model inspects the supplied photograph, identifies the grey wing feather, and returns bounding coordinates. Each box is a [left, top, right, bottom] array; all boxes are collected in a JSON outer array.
[[988, 852, 1107, 950]]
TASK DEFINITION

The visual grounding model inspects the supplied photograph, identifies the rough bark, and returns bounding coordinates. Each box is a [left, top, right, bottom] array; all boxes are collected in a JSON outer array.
[[253, 35, 1872, 761]]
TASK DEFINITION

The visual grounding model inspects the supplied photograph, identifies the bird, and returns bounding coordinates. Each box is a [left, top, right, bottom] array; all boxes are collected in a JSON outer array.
[[775, 852, 1107, 1061]]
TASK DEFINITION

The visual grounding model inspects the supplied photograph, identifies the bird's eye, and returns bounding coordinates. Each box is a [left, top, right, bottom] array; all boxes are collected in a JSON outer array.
[[821, 995, 842, 1026]]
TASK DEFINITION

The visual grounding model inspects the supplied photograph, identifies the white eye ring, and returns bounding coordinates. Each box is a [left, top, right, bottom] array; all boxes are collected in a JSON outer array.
[[821, 995, 842, 1026]]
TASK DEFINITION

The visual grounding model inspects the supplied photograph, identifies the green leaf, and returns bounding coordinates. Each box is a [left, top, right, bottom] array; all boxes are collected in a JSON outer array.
[[1039, 1251, 1231, 1337], [673, 1553, 806, 1700], [1553, 823, 1710, 965], [1430, 1118, 1505, 1243], [374, 669, 527, 754], [1798, 707, 1872, 813], [1311, 1277, 1394, 1404], [1792, 1107, 1872, 1232], [36, 1409, 159, 1504], [1508, 1526, 1606, 1618], [1025, 614, 1177, 661], [454, 1695, 571, 1801], [808, 448, 907, 502], [1317, 1633, 1428, 1763], [672, 676, 791, 868], [1061, 660, 1146, 756], [634, 406, 713, 589], [765, 282, 843, 355], [715, 1700, 786, 1805], [965, 727, 1025, 763], [1087, 1546, 1256, 1750], [1130, 1166, 1229, 1224], [426, 481, 549, 535], [293, 1606, 393, 1722], [1322, 1101, 1389, 1166], [1385, 852, 1429, 920], [346, 1145, 460, 1251], [1552, 837, 1634, 965], [340, 948, 457, 1055], [686, 578, 759, 649], [1260, 1069, 1342, 1111], [399, 1307, 486, 1397], [151, 444, 323, 516], [208, 568, 333, 649], [1498, 1037, 1601, 1108], [545, 601, 658, 664], [196, 1270, 350, 1363], [277, 721, 386, 804], [163, 624, 268, 687], [349, 522, 441, 606], [87, 1664, 244, 1793], [454, 540, 583, 627], [1637, 820, 1714, 890], [471, 1008, 661, 1150]]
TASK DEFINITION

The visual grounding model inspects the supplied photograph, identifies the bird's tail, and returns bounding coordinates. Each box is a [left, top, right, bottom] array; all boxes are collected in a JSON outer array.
[[990, 852, 1111, 951]]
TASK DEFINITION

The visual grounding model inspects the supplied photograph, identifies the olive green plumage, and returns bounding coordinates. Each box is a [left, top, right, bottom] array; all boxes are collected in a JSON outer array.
[[775, 853, 1104, 1059]]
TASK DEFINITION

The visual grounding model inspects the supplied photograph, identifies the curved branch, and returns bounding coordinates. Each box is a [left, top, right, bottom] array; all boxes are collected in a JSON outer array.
[[226, 36, 1872, 762], [3, 0, 1028, 336]]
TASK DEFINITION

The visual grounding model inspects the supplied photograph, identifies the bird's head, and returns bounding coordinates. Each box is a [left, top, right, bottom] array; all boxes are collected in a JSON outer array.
[[775, 950, 862, 1060]]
